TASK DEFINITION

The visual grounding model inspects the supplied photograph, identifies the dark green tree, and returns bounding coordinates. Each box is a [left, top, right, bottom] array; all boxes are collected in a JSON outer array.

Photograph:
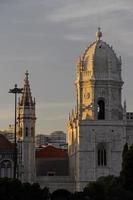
[[120, 144, 133, 191], [73, 191, 89, 200], [83, 181, 105, 200], [121, 143, 128, 170], [0, 178, 46, 200], [51, 189, 72, 200], [42, 187, 50, 200], [0, 178, 24, 200]]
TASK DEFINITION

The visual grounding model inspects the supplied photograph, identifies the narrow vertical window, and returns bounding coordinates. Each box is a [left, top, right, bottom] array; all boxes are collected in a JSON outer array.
[[0, 162, 5, 177], [25, 127, 28, 137], [101, 149, 104, 165], [104, 149, 107, 165], [98, 149, 101, 166], [97, 99, 105, 120], [7, 162, 12, 178], [97, 144, 107, 166]]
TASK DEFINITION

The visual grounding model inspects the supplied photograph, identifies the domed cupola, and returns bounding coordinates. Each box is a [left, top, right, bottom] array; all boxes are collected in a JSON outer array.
[[80, 28, 122, 82], [76, 28, 123, 121]]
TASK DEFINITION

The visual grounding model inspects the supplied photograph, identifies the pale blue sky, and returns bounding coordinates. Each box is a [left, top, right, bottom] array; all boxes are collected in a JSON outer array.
[[0, 0, 133, 134]]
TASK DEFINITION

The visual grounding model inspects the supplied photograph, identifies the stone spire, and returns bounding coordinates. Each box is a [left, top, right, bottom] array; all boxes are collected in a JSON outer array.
[[20, 71, 35, 107], [17, 71, 36, 183], [96, 27, 102, 41]]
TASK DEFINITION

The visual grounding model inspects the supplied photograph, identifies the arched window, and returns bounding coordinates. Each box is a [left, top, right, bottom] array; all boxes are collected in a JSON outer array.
[[0, 162, 5, 177], [97, 144, 107, 166], [25, 127, 28, 137], [97, 99, 105, 120], [0, 160, 13, 178]]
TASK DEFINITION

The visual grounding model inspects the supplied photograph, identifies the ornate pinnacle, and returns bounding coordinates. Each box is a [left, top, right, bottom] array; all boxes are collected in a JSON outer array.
[[96, 27, 102, 41]]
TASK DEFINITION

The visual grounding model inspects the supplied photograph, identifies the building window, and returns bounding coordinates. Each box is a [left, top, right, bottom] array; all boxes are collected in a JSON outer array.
[[47, 172, 55, 176], [97, 144, 107, 166], [97, 99, 105, 120], [25, 127, 28, 137], [0, 160, 13, 178]]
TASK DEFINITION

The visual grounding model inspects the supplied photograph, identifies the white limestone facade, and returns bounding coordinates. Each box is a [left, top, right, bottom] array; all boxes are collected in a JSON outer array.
[[17, 71, 36, 183], [12, 29, 133, 193], [68, 29, 133, 191]]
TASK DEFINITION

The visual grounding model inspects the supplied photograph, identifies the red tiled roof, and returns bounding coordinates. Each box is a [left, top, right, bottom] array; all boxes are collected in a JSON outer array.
[[0, 134, 14, 149], [36, 145, 68, 158]]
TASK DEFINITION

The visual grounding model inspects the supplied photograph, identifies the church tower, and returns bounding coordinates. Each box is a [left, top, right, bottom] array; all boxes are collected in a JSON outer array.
[[17, 71, 36, 183], [68, 29, 126, 191]]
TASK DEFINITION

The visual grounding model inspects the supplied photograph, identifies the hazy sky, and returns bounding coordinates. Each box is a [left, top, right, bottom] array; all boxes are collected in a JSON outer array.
[[0, 0, 133, 134]]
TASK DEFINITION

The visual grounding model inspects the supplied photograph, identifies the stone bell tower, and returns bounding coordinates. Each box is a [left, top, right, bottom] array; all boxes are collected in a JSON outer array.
[[75, 28, 123, 121], [68, 29, 126, 191], [17, 71, 36, 183]]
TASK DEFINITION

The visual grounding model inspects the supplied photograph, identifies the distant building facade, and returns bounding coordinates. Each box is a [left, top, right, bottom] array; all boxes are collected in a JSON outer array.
[[0, 131, 14, 144], [35, 134, 50, 147], [0, 134, 14, 178], [36, 145, 73, 191], [0, 124, 15, 143], [36, 145, 68, 176], [35, 131, 66, 148], [50, 131, 66, 148]]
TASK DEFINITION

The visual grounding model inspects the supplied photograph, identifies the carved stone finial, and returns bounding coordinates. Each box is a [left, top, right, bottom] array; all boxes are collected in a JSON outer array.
[[25, 70, 29, 77], [24, 70, 29, 85], [96, 27, 102, 41]]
